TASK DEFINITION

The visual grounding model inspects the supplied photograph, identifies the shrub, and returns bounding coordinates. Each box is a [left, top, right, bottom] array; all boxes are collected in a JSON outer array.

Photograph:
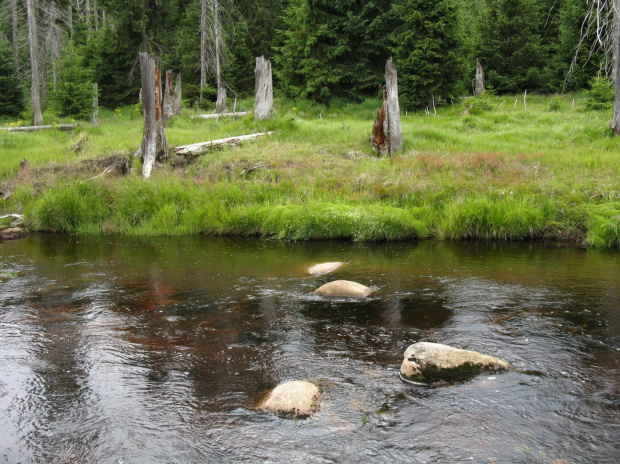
[[583, 77, 614, 110], [48, 46, 93, 119]]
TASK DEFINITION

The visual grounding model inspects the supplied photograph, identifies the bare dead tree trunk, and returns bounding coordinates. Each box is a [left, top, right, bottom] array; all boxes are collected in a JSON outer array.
[[68, 1, 73, 39], [139, 52, 168, 178], [200, 0, 207, 100], [612, 0, 620, 134], [163, 70, 174, 123], [93, 0, 98, 31], [385, 57, 403, 155], [91, 83, 99, 127], [27, 0, 43, 126], [474, 59, 485, 96], [173, 74, 182, 116], [11, 0, 18, 73], [213, 0, 227, 113], [86, 0, 92, 37], [254, 56, 274, 120]]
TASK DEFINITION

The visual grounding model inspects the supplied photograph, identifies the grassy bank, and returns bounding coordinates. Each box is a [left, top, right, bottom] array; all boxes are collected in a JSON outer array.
[[1, 95, 619, 247]]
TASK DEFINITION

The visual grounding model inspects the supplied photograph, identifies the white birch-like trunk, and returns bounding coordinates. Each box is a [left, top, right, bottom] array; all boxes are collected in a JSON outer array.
[[385, 57, 403, 155], [27, 0, 43, 126], [11, 0, 18, 73], [254, 56, 274, 120], [139, 52, 168, 178], [612, 0, 620, 134], [213, 0, 227, 113], [200, 0, 207, 99], [474, 59, 485, 96]]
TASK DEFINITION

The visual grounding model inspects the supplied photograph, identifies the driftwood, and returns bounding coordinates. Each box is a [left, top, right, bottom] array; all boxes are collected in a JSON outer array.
[[371, 58, 403, 156], [474, 59, 485, 96], [192, 112, 249, 120], [138, 52, 168, 178], [1, 124, 80, 132], [172, 132, 272, 157], [254, 56, 274, 120]]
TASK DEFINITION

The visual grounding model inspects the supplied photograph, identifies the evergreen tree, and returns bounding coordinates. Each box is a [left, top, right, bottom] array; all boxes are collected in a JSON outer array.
[[0, 38, 24, 118], [48, 46, 93, 119], [392, 0, 465, 110], [477, 0, 544, 94], [275, 0, 396, 104]]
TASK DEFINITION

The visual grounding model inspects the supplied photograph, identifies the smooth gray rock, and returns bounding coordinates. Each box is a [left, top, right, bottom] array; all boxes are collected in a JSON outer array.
[[313, 280, 372, 298], [260, 380, 321, 419], [400, 342, 512, 384]]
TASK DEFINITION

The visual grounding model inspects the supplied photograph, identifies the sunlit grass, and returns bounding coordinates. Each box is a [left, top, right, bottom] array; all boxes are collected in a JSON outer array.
[[2, 94, 619, 246]]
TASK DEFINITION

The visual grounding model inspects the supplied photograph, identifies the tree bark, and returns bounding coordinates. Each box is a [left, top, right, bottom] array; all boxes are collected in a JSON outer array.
[[27, 0, 43, 126], [254, 56, 274, 120], [213, 0, 227, 113], [139, 52, 168, 179], [11, 0, 18, 74], [474, 59, 485, 96], [385, 57, 403, 155], [200, 0, 207, 99], [173, 73, 182, 116], [163, 70, 174, 123], [91, 83, 99, 127], [371, 87, 388, 156], [612, 0, 620, 135]]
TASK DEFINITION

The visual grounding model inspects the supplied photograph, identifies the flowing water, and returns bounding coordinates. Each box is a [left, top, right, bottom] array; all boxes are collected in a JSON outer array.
[[0, 235, 618, 463]]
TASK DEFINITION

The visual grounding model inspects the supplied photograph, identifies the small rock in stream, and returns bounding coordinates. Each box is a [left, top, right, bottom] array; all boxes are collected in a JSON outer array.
[[308, 262, 344, 276], [260, 380, 322, 419], [313, 280, 372, 298], [0, 227, 28, 241], [400, 342, 512, 384]]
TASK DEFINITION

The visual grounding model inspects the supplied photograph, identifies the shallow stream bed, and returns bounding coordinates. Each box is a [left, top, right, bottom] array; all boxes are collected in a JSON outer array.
[[0, 236, 618, 463]]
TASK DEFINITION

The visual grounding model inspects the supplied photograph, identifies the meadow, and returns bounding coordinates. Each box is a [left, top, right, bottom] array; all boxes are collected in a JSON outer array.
[[1, 94, 619, 247]]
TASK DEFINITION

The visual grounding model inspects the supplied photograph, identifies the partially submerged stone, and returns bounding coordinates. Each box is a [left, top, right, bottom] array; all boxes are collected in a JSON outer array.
[[0, 227, 28, 241], [261, 380, 321, 419], [308, 262, 344, 276], [313, 280, 372, 298], [400, 342, 512, 384]]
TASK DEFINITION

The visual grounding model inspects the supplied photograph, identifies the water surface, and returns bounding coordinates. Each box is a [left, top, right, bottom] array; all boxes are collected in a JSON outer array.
[[0, 236, 618, 463]]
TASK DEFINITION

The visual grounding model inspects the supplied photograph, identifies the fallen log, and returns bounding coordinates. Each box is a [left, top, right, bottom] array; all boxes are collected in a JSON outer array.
[[172, 132, 273, 157], [1, 123, 80, 132], [191, 112, 249, 120]]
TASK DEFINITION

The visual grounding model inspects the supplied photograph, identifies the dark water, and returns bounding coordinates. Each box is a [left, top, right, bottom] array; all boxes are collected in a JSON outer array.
[[0, 235, 618, 463]]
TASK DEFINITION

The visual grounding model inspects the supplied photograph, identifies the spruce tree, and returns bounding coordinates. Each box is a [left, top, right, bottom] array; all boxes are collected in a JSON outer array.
[[392, 0, 465, 110], [48, 47, 93, 119], [0, 38, 24, 118]]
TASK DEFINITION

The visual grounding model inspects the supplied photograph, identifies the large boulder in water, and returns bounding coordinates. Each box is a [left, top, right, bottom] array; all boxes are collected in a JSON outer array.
[[308, 262, 344, 276], [313, 280, 372, 298], [260, 380, 322, 419], [400, 342, 512, 384]]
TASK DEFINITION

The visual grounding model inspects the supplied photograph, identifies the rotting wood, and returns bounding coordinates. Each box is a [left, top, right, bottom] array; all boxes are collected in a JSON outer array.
[[2, 124, 80, 132], [371, 87, 388, 156], [138, 52, 168, 179], [191, 111, 249, 120], [172, 132, 273, 157], [173, 74, 182, 116], [254, 56, 274, 120], [474, 59, 485, 96]]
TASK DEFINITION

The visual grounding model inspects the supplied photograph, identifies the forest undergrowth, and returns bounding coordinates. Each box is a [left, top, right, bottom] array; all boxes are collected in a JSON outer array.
[[1, 95, 619, 247]]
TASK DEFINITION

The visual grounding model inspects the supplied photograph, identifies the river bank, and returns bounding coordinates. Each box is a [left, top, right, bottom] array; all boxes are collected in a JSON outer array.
[[1, 95, 619, 246]]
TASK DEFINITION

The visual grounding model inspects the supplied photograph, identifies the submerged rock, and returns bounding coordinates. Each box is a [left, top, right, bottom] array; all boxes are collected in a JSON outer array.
[[313, 280, 372, 298], [261, 380, 321, 419], [0, 227, 28, 241], [308, 262, 344, 276], [400, 342, 512, 384]]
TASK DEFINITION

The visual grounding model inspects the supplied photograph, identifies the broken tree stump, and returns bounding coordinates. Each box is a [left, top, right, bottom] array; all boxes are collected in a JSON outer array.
[[163, 70, 174, 124], [138, 52, 168, 179], [254, 56, 274, 120], [474, 59, 485, 96], [173, 73, 182, 117], [371, 58, 403, 156], [91, 83, 100, 127]]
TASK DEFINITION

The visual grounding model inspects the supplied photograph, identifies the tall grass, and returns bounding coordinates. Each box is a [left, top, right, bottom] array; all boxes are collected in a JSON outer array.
[[2, 95, 619, 246]]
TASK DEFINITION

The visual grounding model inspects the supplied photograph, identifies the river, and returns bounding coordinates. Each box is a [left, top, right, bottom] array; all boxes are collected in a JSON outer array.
[[0, 235, 618, 463]]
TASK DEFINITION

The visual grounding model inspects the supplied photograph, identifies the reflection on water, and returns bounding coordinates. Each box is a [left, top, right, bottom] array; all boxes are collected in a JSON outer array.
[[0, 236, 618, 463]]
